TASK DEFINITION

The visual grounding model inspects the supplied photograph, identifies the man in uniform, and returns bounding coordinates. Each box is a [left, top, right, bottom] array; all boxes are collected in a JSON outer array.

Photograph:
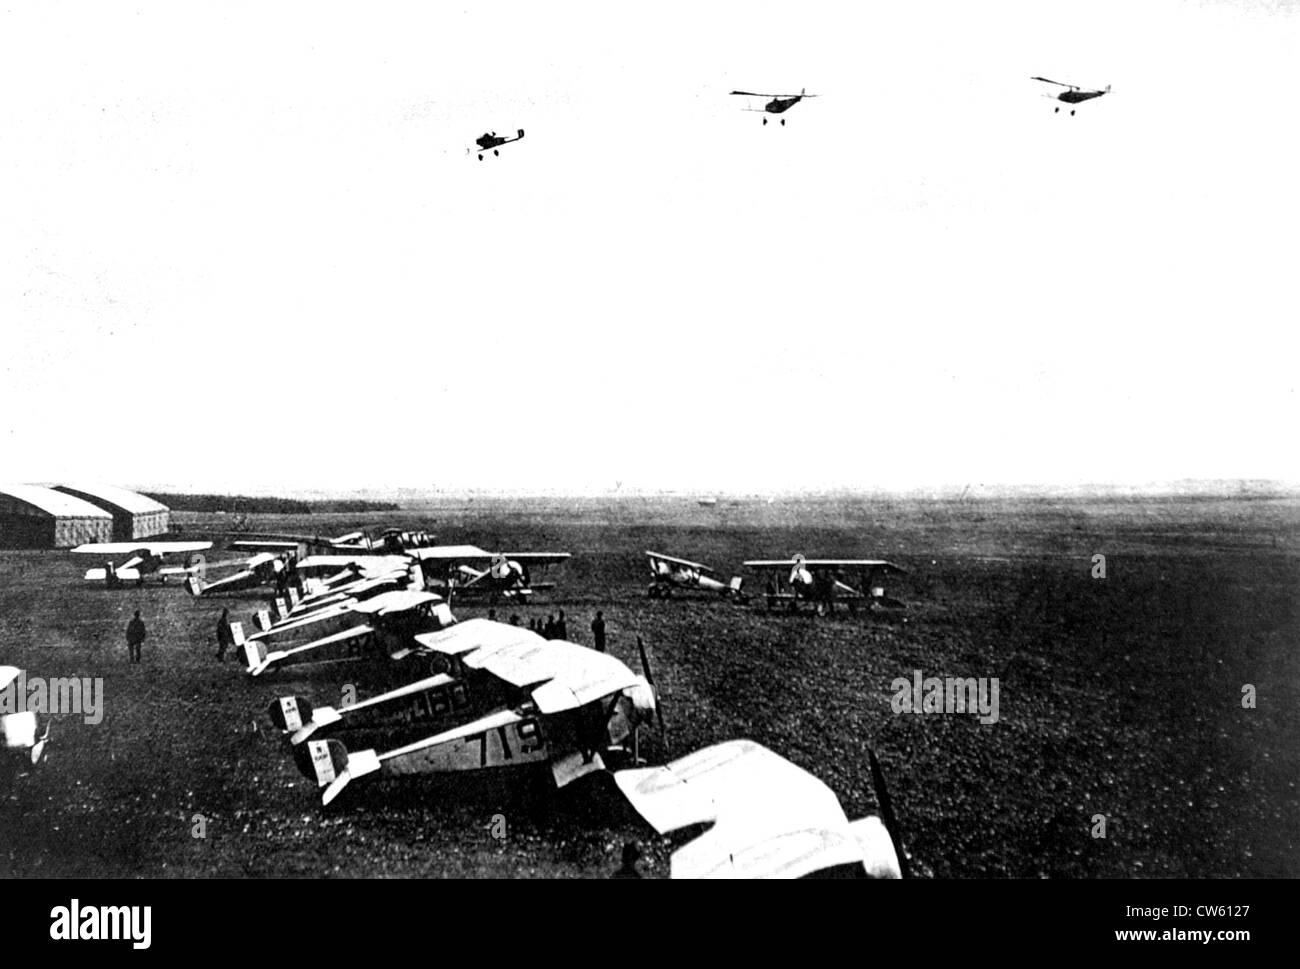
[[590, 611, 607, 653], [125, 610, 147, 664], [215, 607, 234, 662]]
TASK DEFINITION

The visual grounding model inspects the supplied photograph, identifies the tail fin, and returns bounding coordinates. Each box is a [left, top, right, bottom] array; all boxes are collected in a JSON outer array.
[[273, 597, 290, 620], [293, 739, 381, 804], [517, 128, 525, 139], [729, 576, 744, 593], [268, 695, 313, 733], [241, 638, 268, 675], [253, 608, 273, 632], [186, 575, 204, 596]]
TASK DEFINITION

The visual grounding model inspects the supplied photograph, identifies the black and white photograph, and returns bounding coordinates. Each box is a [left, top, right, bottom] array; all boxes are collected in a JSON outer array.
[[1, 0, 1295, 950]]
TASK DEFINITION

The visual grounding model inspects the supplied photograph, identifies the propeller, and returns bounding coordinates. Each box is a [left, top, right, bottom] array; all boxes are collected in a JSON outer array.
[[868, 748, 910, 878], [789, 552, 809, 586], [636, 635, 667, 739]]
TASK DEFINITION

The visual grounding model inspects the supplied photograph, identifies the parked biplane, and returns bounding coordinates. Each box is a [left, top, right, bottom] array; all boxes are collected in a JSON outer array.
[[184, 551, 292, 597], [226, 530, 371, 558], [744, 554, 907, 615], [471, 129, 524, 160], [614, 740, 905, 879], [1032, 77, 1110, 115], [287, 619, 658, 804], [1, 666, 51, 783], [70, 540, 213, 587], [729, 88, 818, 124], [240, 589, 453, 677], [645, 551, 746, 601], [409, 546, 570, 603]]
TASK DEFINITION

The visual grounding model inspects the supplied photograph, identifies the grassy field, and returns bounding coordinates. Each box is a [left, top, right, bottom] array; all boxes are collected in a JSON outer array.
[[2, 491, 1297, 878]]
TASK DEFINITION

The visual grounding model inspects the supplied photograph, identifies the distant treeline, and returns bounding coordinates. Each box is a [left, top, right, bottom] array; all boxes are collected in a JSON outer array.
[[144, 493, 400, 514]]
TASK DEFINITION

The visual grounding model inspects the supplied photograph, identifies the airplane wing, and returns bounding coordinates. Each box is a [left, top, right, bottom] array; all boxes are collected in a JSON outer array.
[[71, 541, 212, 556], [744, 558, 905, 573], [501, 552, 571, 566], [614, 739, 900, 879], [408, 545, 496, 564], [647, 551, 715, 573], [413, 619, 640, 712], [413, 617, 545, 657]]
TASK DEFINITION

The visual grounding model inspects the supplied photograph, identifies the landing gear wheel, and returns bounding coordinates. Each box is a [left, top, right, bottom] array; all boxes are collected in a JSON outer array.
[[1070, 109, 1076, 116], [1054, 107, 1059, 114], [478, 154, 484, 160], [780, 118, 785, 126], [494, 149, 499, 156], [762, 117, 767, 126]]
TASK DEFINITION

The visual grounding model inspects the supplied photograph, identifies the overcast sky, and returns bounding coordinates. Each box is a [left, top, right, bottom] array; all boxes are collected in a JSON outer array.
[[2, 1, 1297, 495]]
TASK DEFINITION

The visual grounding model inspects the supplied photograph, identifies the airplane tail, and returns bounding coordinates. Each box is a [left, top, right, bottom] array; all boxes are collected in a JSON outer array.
[[728, 576, 744, 595], [1105, 84, 1111, 93], [241, 638, 268, 675], [269, 695, 314, 733], [294, 738, 382, 804], [185, 575, 204, 596], [253, 608, 273, 633], [517, 128, 525, 139]]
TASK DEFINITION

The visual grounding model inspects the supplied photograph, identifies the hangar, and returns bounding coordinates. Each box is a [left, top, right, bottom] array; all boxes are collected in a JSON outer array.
[[53, 484, 170, 541], [0, 485, 113, 549]]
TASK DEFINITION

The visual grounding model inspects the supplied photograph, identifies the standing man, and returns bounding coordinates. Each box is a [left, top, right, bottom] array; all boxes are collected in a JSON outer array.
[[126, 610, 147, 664], [556, 609, 568, 641], [590, 610, 607, 653], [214, 607, 234, 662], [543, 614, 556, 639]]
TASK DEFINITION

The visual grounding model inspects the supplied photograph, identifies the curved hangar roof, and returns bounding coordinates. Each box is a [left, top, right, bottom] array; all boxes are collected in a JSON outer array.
[[54, 483, 168, 515], [0, 484, 113, 519]]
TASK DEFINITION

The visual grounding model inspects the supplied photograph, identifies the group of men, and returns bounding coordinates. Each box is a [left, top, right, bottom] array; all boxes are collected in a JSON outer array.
[[488, 608, 608, 652]]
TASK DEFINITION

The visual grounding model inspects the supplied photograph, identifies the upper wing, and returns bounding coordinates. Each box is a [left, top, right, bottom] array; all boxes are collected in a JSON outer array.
[[414, 619, 640, 713], [744, 558, 905, 573], [408, 545, 496, 564], [647, 551, 714, 573], [501, 552, 571, 566], [71, 541, 212, 556], [614, 739, 896, 879]]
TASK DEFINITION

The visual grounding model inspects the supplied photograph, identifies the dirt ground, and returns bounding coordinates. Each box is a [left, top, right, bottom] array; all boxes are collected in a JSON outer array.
[[2, 491, 1297, 878]]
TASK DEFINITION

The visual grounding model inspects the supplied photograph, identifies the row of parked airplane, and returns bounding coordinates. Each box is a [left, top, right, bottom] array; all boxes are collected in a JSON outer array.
[[646, 550, 908, 615], [217, 560, 908, 878], [67, 534, 910, 618]]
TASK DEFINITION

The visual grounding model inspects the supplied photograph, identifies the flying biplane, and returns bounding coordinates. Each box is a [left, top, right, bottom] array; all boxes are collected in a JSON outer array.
[[471, 129, 524, 160], [240, 589, 453, 677], [288, 618, 658, 804], [744, 554, 907, 615], [615, 740, 905, 879], [409, 546, 570, 603], [70, 540, 213, 587], [645, 551, 746, 601], [1, 666, 51, 785], [730, 88, 818, 124], [1032, 77, 1110, 115]]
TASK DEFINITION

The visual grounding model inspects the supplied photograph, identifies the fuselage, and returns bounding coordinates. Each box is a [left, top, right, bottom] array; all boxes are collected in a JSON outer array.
[[766, 96, 801, 114], [1058, 89, 1105, 104]]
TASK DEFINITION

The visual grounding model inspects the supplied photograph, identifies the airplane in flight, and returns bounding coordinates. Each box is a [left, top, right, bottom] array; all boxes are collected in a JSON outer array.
[[70, 540, 213, 587], [744, 554, 908, 615], [1, 666, 51, 784], [408, 546, 571, 603], [645, 551, 746, 601], [1032, 77, 1110, 115], [471, 129, 525, 160], [614, 740, 905, 879], [287, 618, 658, 804], [240, 589, 453, 677], [729, 88, 818, 125]]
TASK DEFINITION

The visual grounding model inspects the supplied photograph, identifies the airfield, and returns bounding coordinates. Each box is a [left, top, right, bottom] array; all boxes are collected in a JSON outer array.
[[2, 490, 1297, 879]]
